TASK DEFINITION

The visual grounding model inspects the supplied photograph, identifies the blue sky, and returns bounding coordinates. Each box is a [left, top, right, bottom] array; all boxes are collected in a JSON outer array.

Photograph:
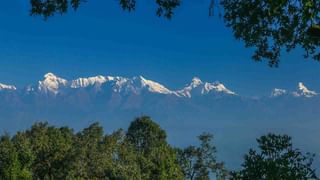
[[0, 0, 320, 96]]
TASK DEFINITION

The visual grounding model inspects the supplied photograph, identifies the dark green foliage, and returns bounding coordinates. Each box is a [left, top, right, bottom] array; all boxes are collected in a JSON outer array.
[[66, 123, 142, 179], [0, 134, 27, 180], [177, 133, 228, 180], [11, 133, 35, 180], [222, 0, 320, 66], [232, 133, 318, 179], [67, 122, 105, 179], [155, 0, 181, 19], [30, 0, 180, 19], [100, 129, 142, 179], [0, 119, 318, 180], [126, 116, 184, 179], [0, 117, 183, 179], [25, 122, 74, 179], [127, 116, 167, 153], [30, 0, 78, 19], [119, 0, 136, 12]]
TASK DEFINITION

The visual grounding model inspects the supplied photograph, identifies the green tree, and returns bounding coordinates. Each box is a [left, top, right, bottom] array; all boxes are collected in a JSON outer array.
[[66, 122, 105, 179], [232, 133, 318, 179], [11, 132, 35, 180], [66, 122, 141, 180], [177, 133, 228, 180], [100, 129, 142, 179], [126, 116, 184, 180], [0, 133, 33, 180], [25, 122, 74, 180], [0, 134, 22, 180]]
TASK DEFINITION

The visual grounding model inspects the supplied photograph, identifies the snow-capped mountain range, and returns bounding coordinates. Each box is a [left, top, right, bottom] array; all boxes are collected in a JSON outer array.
[[270, 82, 318, 98], [0, 72, 317, 98], [0, 73, 238, 98], [0, 83, 16, 91]]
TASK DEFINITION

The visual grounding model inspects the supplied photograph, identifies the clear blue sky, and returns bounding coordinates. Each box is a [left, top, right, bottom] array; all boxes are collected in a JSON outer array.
[[0, 0, 320, 96]]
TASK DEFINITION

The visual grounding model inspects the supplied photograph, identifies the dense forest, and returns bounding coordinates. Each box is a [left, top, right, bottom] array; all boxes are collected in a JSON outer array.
[[0, 116, 318, 179]]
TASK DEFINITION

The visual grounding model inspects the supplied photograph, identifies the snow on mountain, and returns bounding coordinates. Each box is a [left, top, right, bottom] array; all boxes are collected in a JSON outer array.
[[202, 82, 236, 95], [109, 76, 131, 93], [107, 76, 174, 95], [190, 77, 203, 87], [2, 73, 319, 99], [38, 73, 68, 95], [0, 83, 16, 91], [176, 77, 236, 98], [139, 76, 174, 95], [71, 76, 113, 88], [176, 77, 203, 97], [270, 88, 287, 97], [292, 82, 318, 98]]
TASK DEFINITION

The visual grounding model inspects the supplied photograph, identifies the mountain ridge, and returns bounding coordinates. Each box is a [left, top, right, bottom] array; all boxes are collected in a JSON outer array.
[[0, 73, 318, 98]]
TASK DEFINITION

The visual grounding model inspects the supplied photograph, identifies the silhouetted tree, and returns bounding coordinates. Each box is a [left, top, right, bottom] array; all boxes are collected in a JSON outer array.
[[232, 133, 318, 179], [177, 133, 228, 180], [30, 0, 180, 19], [222, 0, 320, 67]]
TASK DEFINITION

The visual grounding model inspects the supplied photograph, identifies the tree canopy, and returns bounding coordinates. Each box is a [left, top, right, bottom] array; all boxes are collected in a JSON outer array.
[[28, 0, 320, 66], [0, 117, 186, 180], [0, 118, 318, 179], [232, 133, 318, 179]]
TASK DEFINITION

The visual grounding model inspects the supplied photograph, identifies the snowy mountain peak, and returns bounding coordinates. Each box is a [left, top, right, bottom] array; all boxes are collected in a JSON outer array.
[[191, 77, 203, 87], [138, 75, 147, 81], [203, 82, 236, 95], [298, 82, 311, 92], [177, 78, 236, 98], [0, 83, 16, 91], [292, 82, 317, 98], [44, 72, 57, 78], [38, 72, 68, 94], [270, 88, 287, 97]]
